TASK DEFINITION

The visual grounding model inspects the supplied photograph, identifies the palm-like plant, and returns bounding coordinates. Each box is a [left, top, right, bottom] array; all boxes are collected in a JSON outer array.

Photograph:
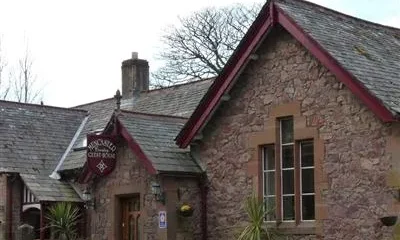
[[237, 195, 279, 240], [46, 202, 81, 240]]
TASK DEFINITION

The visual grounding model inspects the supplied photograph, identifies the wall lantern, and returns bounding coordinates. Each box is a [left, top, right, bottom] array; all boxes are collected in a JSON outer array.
[[82, 189, 95, 210], [151, 182, 166, 205], [380, 216, 397, 227]]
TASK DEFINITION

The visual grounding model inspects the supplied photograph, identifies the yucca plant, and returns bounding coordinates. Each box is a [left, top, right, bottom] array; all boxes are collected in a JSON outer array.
[[46, 202, 81, 240], [237, 195, 279, 240]]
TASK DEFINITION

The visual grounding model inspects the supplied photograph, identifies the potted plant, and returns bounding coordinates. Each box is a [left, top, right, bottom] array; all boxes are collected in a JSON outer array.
[[237, 195, 279, 240], [178, 203, 194, 217], [46, 202, 81, 240]]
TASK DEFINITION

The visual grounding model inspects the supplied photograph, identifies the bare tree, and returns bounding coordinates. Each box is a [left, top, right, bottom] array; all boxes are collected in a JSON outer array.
[[152, 3, 262, 87], [0, 38, 42, 103], [10, 44, 42, 103], [0, 38, 10, 99]]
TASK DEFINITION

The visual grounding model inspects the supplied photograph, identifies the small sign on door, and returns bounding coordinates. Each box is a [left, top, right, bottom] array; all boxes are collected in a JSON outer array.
[[159, 211, 167, 228]]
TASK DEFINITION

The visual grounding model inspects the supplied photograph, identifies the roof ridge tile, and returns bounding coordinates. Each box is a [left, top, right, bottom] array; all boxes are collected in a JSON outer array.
[[276, 0, 400, 32], [0, 100, 88, 114], [119, 110, 188, 121]]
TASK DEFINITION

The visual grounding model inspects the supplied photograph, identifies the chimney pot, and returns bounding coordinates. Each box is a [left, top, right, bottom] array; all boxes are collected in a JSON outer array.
[[121, 52, 149, 98]]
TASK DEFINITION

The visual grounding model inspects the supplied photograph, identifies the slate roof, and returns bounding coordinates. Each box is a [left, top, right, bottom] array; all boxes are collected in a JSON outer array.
[[276, 0, 400, 114], [0, 101, 87, 174], [0, 101, 87, 202], [61, 79, 213, 170], [177, 0, 400, 147], [20, 174, 82, 202], [118, 111, 202, 174]]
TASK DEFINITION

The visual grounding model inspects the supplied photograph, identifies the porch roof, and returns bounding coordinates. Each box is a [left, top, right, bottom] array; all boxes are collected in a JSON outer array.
[[117, 110, 202, 174], [60, 78, 213, 171], [20, 174, 82, 202]]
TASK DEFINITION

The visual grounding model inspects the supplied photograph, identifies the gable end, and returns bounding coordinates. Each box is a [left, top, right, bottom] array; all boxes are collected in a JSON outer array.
[[176, 0, 398, 148]]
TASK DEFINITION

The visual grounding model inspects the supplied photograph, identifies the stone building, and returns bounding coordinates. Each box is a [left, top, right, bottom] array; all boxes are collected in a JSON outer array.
[[1, 0, 400, 239]]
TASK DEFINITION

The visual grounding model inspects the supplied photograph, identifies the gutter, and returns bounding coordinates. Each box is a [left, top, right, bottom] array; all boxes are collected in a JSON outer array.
[[49, 115, 89, 180]]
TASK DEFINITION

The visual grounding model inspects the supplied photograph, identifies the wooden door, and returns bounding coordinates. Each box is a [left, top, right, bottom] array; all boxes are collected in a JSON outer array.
[[121, 196, 141, 240]]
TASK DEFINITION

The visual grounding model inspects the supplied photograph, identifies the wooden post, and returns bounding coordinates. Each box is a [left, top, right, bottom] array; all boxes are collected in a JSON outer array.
[[81, 204, 86, 238], [39, 202, 45, 240], [7, 174, 14, 240]]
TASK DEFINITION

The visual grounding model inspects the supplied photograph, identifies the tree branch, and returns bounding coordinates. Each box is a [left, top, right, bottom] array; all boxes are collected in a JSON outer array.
[[153, 3, 261, 87]]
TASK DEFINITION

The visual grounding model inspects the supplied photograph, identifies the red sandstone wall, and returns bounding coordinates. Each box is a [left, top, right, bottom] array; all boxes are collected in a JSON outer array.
[[194, 27, 396, 239], [88, 142, 202, 240]]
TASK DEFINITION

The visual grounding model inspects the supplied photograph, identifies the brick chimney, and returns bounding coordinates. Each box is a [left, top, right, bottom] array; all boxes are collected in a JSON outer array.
[[121, 52, 149, 98]]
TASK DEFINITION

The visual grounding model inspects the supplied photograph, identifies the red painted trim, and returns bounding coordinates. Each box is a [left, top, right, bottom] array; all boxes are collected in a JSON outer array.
[[177, 5, 274, 148], [79, 113, 118, 184], [275, 6, 395, 122], [78, 117, 158, 182], [177, 2, 396, 148], [117, 119, 158, 175], [83, 171, 94, 183], [78, 163, 94, 184], [269, 0, 277, 25]]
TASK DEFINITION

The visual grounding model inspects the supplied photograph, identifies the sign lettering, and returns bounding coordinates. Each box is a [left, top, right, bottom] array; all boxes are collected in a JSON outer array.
[[87, 134, 117, 176]]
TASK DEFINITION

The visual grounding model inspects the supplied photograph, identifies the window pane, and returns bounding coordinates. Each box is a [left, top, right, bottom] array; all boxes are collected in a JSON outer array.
[[282, 170, 294, 194], [129, 215, 135, 240], [302, 195, 315, 220], [302, 169, 314, 193], [264, 172, 275, 196], [265, 197, 276, 221], [282, 145, 294, 168], [283, 196, 295, 221], [281, 118, 293, 144], [128, 198, 140, 211], [301, 141, 314, 167], [263, 145, 275, 170]]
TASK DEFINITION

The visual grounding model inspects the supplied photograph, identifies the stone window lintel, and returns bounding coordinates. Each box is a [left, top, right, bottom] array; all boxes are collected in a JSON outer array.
[[246, 102, 328, 237]]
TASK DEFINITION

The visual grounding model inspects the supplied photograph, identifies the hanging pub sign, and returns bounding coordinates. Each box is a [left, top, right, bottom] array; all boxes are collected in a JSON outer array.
[[87, 134, 117, 176]]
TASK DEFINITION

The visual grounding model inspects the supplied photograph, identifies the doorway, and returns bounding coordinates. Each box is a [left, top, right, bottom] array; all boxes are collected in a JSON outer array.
[[22, 207, 40, 239], [121, 195, 141, 240]]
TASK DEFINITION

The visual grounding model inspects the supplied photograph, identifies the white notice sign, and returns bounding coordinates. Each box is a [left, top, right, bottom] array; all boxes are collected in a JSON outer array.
[[159, 211, 167, 228]]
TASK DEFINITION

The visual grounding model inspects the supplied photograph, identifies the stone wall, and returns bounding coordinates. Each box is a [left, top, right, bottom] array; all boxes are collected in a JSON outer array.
[[0, 174, 6, 240], [12, 178, 22, 240], [88, 141, 202, 240], [89, 142, 156, 240], [0, 175, 22, 240], [194, 26, 396, 239], [175, 177, 202, 240]]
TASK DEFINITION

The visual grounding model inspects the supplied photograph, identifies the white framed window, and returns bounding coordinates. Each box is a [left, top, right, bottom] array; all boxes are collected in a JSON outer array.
[[262, 145, 276, 221], [280, 118, 295, 221], [300, 141, 315, 221], [261, 117, 315, 223]]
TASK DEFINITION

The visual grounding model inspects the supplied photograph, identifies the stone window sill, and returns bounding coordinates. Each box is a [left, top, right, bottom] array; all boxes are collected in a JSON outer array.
[[266, 221, 315, 235]]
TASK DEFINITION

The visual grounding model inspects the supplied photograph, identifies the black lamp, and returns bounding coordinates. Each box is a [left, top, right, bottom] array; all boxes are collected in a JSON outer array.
[[82, 189, 95, 210], [151, 182, 166, 204]]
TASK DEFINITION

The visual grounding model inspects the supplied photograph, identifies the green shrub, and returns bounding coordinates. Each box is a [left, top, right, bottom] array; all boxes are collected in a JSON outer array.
[[237, 195, 279, 240], [46, 202, 81, 240]]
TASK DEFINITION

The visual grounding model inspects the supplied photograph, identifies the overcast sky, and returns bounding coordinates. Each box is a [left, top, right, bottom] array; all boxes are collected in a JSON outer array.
[[0, 0, 399, 107]]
